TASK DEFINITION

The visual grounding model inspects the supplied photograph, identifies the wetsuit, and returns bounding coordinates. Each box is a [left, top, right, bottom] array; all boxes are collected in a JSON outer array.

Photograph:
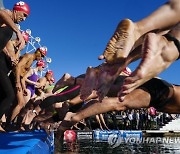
[[0, 26, 13, 51], [39, 85, 81, 109], [26, 69, 39, 97], [140, 78, 174, 111], [0, 26, 15, 119]]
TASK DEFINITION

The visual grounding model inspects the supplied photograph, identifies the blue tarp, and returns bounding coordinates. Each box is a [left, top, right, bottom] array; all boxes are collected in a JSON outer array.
[[0, 130, 54, 154]]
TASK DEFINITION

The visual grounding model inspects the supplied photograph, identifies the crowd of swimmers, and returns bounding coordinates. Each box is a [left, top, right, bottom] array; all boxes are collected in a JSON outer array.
[[0, 1, 56, 131], [0, 0, 180, 152]]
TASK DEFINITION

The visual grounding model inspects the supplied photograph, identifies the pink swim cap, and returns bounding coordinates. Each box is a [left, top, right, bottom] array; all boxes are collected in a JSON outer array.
[[13, 1, 30, 15], [21, 31, 29, 43], [36, 60, 46, 68], [46, 70, 54, 76]]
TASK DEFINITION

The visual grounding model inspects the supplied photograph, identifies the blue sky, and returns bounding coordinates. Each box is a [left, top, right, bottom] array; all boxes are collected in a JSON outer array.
[[4, 0, 180, 84]]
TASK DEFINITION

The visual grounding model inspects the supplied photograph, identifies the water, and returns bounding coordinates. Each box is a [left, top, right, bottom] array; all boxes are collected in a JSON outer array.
[[57, 138, 180, 154]]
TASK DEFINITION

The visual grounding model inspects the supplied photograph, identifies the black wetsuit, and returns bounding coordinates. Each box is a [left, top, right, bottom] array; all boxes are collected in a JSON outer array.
[[39, 85, 81, 109], [39, 74, 85, 109], [140, 78, 173, 111], [0, 26, 15, 119], [0, 26, 13, 51]]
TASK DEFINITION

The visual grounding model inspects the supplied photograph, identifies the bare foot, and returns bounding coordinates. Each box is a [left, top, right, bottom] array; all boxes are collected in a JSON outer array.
[[53, 73, 75, 93], [99, 19, 140, 64], [80, 66, 98, 100], [24, 110, 38, 125], [118, 33, 177, 101], [96, 63, 125, 102]]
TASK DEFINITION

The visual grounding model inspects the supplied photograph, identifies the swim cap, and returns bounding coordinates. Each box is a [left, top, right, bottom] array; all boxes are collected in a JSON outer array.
[[36, 60, 45, 68], [122, 67, 131, 76], [46, 70, 53, 76], [36, 47, 47, 57], [13, 1, 30, 15], [21, 31, 29, 43]]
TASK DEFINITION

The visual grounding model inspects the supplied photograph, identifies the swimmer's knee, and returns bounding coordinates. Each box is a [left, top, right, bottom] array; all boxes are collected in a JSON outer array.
[[71, 115, 80, 123], [102, 99, 118, 110], [64, 112, 73, 120], [114, 102, 127, 111]]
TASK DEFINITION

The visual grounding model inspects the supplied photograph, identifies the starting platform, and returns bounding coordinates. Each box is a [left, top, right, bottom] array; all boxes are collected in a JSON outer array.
[[0, 130, 54, 154]]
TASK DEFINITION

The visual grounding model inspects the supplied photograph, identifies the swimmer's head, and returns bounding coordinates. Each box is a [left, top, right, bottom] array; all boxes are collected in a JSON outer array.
[[36, 60, 45, 71], [13, 1, 30, 23], [46, 70, 54, 76], [36, 47, 47, 57], [45, 70, 54, 81], [13, 1, 30, 15], [12, 30, 29, 50], [35, 47, 47, 60], [21, 31, 29, 43], [36, 60, 46, 71]]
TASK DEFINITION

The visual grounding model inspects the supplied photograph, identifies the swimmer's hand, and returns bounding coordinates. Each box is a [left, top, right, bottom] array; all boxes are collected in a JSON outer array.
[[35, 82, 41, 88], [11, 58, 19, 66], [16, 31, 25, 51], [23, 89, 28, 96], [16, 82, 21, 91]]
